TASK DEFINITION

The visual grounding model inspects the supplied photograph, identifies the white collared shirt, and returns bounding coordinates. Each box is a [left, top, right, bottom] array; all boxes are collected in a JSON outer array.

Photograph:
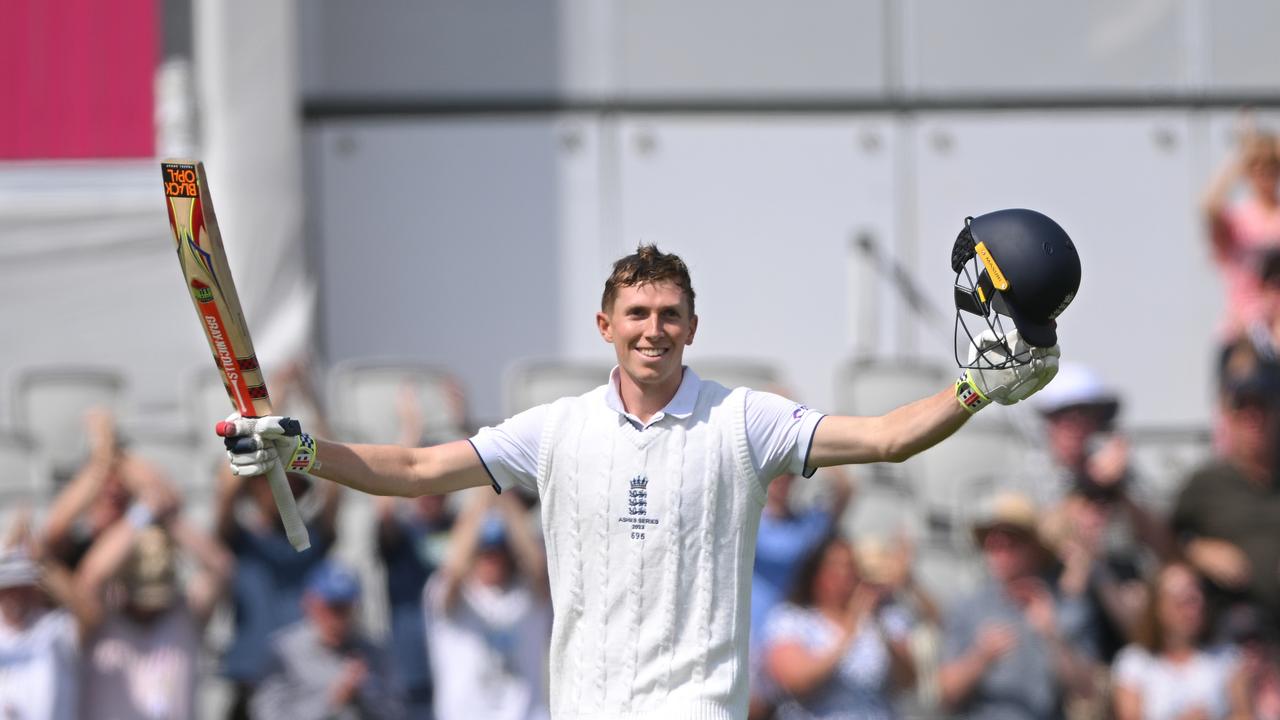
[[470, 367, 824, 494]]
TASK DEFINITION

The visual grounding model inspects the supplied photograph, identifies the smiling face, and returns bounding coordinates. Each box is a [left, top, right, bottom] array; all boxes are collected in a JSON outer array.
[[597, 280, 698, 398]]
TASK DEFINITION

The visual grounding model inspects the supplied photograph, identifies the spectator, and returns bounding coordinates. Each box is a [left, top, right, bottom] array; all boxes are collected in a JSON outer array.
[[761, 534, 915, 720], [753, 472, 854, 646], [938, 492, 1097, 719], [1231, 606, 1280, 720], [1032, 364, 1172, 526], [1112, 562, 1250, 720], [216, 467, 342, 718], [377, 493, 452, 719], [1174, 338, 1280, 632], [855, 534, 941, 630], [854, 535, 943, 713], [76, 477, 233, 720], [0, 547, 82, 720], [749, 472, 852, 718], [1042, 482, 1157, 665], [425, 490, 551, 720], [43, 409, 154, 569], [375, 383, 459, 718], [252, 560, 404, 720], [1246, 246, 1280, 361], [1033, 364, 1174, 663], [1203, 120, 1280, 336]]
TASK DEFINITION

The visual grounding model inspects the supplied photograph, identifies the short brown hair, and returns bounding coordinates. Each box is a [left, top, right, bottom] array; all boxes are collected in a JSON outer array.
[[601, 244, 696, 315]]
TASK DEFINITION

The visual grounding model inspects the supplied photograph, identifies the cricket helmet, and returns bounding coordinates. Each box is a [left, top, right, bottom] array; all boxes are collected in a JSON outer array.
[[952, 208, 1081, 369]]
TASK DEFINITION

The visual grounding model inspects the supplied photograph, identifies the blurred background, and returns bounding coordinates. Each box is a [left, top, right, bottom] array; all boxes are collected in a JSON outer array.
[[4, 2, 1280, 719]]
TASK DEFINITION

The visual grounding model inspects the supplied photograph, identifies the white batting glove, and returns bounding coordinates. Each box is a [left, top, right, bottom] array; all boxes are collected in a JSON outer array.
[[955, 329, 1060, 413], [217, 414, 318, 477]]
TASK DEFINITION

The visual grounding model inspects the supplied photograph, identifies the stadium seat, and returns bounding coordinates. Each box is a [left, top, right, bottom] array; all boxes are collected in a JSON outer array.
[[331, 489, 390, 638], [503, 360, 612, 416], [0, 429, 41, 506], [915, 420, 1030, 548], [913, 537, 984, 601], [123, 430, 205, 492], [1127, 427, 1213, 515], [833, 358, 949, 417], [692, 359, 781, 392], [841, 476, 919, 540], [832, 359, 950, 502], [329, 359, 468, 445], [13, 366, 127, 484], [182, 366, 245, 476]]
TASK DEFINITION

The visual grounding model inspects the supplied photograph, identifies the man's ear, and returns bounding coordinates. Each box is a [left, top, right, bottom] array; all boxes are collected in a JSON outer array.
[[596, 311, 613, 343], [686, 314, 698, 345]]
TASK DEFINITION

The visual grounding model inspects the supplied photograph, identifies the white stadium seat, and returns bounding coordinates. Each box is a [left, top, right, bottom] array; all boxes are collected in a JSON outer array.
[[503, 360, 612, 416], [0, 430, 41, 505], [915, 420, 1031, 547], [329, 359, 468, 445], [833, 359, 949, 417], [1127, 427, 1213, 515], [692, 359, 781, 393], [13, 366, 127, 484]]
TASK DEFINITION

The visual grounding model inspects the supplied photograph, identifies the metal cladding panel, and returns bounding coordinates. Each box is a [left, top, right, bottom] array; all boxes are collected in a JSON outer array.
[[309, 120, 564, 421], [909, 112, 1213, 426], [1205, 1, 1280, 91], [615, 116, 901, 411], [299, 0, 561, 98], [903, 1, 1186, 94], [619, 0, 888, 97]]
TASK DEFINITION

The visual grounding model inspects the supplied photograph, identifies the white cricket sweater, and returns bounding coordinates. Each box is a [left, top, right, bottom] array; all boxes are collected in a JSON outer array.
[[535, 380, 764, 720]]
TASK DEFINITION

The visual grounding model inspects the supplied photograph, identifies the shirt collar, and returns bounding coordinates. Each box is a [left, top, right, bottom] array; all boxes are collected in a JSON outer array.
[[605, 366, 702, 426]]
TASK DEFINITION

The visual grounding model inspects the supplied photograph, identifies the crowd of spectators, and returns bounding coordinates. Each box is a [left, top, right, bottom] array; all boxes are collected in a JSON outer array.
[[1, 120, 1278, 720]]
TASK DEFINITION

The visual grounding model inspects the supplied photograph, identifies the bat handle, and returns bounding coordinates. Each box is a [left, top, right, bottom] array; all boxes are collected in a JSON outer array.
[[266, 461, 311, 551]]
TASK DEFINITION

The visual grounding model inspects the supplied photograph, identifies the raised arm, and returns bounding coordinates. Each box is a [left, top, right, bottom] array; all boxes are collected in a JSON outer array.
[[169, 514, 234, 627], [812, 333, 1059, 469], [220, 413, 493, 498], [495, 491, 549, 600], [313, 439, 492, 497], [42, 409, 121, 555], [809, 388, 969, 467], [74, 513, 157, 636], [434, 490, 494, 612]]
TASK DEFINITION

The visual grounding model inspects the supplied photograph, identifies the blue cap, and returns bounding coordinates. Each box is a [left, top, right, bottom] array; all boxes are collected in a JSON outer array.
[[306, 561, 361, 604], [477, 512, 508, 550]]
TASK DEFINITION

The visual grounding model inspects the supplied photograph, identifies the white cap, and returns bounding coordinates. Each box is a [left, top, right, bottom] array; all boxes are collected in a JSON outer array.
[[0, 550, 40, 590], [1034, 363, 1120, 415]]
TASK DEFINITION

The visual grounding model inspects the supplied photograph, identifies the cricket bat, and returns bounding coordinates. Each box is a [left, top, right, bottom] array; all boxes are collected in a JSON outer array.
[[161, 160, 311, 551]]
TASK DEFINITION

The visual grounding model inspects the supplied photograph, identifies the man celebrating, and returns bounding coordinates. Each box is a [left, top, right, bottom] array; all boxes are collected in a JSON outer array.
[[224, 209, 1079, 719]]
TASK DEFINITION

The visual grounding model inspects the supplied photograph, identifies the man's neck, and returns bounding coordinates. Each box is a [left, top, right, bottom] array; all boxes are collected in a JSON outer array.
[[618, 369, 683, 424], [1231, 453, 1275, 489]]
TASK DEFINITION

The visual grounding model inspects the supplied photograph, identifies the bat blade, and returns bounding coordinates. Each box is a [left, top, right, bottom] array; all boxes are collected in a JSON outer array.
[[162, 159, 310, 551]]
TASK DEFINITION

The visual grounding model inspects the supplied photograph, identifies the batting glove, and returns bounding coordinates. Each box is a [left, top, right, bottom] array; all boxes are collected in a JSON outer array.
[[217, 414, 317, 477], [955, 329, 1060, 413]]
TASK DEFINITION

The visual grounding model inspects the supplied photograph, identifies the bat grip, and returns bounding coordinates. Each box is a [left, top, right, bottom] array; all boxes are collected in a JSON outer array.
[[266, 453, 311, 551]]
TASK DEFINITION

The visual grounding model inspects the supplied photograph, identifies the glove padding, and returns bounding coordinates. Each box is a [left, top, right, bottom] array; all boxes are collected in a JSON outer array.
[[218, 414, 316, 477], [958, 329, 1060, 411]]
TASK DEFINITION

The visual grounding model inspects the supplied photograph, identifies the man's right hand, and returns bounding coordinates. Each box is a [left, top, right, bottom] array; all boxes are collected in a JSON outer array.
[[217, 414, 316, 477], [1186, 537, 1252, 589]]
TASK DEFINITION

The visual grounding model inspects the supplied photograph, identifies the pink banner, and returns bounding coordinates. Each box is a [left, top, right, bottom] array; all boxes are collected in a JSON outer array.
[[0, 0, 157, 159]]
